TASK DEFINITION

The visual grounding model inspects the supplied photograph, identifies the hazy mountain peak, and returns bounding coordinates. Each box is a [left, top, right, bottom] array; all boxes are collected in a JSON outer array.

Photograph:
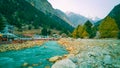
[[65, 12, 89, 27], [88, 17, 101, 22]]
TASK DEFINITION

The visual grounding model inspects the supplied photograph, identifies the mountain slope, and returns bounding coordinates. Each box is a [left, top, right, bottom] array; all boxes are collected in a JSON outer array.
[[66, 12, 101, 27], [26, 0, 54, 14], [108, 4, 120, 29], [97, 4, 120, 38], [54, 9, 74, 26], [0, 0, 73, 34], [66, 12, 88, 27], [26, 0, 74, 27]]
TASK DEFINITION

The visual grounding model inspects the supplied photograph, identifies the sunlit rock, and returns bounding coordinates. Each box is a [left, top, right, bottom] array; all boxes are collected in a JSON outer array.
[[52, 59, 76, 68], [49, 56, 62, 62], [22, 62, 29, 67], [32, 63, 38, 66], [45, 65, 50, 68]]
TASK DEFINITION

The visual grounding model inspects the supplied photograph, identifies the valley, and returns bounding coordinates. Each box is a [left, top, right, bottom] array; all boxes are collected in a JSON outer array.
[[0, 0, 120, 68]]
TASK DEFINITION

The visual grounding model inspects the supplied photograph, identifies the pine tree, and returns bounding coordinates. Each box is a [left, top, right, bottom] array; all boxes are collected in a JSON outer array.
[[81, 29, 89, 38], [41, 28, 48, 35], [77, 25, 84, 38], [84, 20, 93, 38], [72, 25, 79, 38], [0, 15, 5, 31], [72, 25, 89, 38], [99, 16, 119, 38]]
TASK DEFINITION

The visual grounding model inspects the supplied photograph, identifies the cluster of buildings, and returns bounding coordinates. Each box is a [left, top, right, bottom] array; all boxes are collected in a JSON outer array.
[[0, 25, 61, 43]]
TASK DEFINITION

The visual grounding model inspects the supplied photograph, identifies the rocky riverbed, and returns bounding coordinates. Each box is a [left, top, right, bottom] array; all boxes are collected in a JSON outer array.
[[0, 38, 120, 68], [53, 38, 120, 68]]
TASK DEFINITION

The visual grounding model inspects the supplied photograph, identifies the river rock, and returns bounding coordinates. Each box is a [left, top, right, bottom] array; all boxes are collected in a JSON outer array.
[[32, 63, 38, 66], [52, 59, 76, 68], [28, 66, 33, 68], [103, 55, 112, 65], [49, 56, 62, 62], [22, 62, 29, 66], [78, 62, 93, 68]]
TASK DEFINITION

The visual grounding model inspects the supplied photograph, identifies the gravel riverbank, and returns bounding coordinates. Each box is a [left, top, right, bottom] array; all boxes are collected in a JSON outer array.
[[54, 38, 120, 68], [0, 40, 44, 52]]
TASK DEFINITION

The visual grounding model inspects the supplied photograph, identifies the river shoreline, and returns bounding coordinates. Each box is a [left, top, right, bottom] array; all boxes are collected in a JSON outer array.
[[0, 40, 44, 52], [0, 38, 120, 68], [54, 38, 120, 68]]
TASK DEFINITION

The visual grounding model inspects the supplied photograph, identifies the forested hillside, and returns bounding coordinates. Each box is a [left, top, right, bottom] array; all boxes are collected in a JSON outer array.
[[0, 0, 73, 35]]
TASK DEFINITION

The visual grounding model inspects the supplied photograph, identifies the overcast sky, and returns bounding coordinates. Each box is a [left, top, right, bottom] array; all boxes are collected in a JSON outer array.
[[48, 0, 120, 19]]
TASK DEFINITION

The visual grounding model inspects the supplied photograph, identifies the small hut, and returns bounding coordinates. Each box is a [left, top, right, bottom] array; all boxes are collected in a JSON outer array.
[[0, 33, 17, 41]]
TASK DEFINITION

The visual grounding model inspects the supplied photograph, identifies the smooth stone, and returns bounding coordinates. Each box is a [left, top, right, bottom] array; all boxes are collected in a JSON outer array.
[[22, 62, 29, 66], [45, 65, 50, 68], [32, 63, 38, 66], [49, 56, 62, 62], [52, 59, 76, 68], [103, 55, 112, 65]]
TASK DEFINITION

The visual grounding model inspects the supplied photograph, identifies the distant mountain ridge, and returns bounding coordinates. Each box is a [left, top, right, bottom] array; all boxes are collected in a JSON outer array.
[[66, 12, 88, 27], [66, 12, 100, 27], [26, 0, 101, 27]]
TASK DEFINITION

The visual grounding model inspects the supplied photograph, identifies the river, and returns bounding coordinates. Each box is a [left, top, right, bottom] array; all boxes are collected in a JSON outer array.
[[0, 41, 68, 68]]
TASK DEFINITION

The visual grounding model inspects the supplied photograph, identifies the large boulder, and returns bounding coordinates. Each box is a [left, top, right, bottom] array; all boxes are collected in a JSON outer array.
[[103, 55, 112, 65], [52, 59, 76, 68]]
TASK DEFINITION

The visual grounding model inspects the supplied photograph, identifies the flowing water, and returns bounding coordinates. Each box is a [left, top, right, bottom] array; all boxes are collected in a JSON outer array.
[[0, 41, 68, 68]]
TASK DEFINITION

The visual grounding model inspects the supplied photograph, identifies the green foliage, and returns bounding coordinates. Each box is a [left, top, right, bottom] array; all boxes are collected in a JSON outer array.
[[41, 28, 51, 35], [99, 16, 119, 38], [91, 26, 98, 38], [41, 28, 48, 35], [81, 30, 89, 38], [108, 4, 120, 29], [84, 20, 93, 38], [0, 14, 5, 31], [72, 25, 80, 38], [77, 25, 85, 38], [0, 0, 73, 35], [72, 25, 89, 38], [117, 31, 120, 39]]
